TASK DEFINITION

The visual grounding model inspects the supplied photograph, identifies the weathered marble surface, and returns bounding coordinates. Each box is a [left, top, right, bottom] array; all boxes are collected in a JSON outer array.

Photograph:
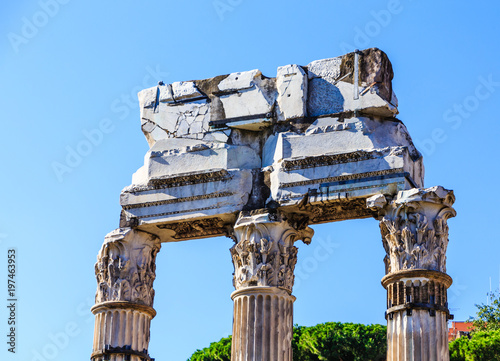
[[138, 48, 397, 146], [264, 116, 423, 209], [230, 211, 311, 361], [94, 228, 160, 306], [92, 48, 456, 361], [368, 186, 456, 274], [92, 228, 160, 361], [372, 188, 456, 361], [387, 309, 449, 361], [121, 48, 422, 241]]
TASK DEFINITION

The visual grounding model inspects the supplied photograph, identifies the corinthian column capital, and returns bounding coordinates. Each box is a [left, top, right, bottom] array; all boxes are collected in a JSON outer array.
[[230, 211, 313, 293], [95, 228, 161, 307], [368, 186, 456, 274]]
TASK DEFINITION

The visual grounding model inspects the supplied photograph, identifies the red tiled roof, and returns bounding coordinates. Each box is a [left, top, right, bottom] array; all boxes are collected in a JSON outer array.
[[448, 321, 474, 341]]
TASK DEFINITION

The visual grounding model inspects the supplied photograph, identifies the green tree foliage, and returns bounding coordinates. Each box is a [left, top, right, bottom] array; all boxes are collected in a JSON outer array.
[[189, 335, 232, 361], [187, 323, 387, 361], [449, 330, 500, 361], [449, 291, 500, 361], [449, 335, 470, 361], [293, 322, 386, 361], [469, 292, 500, 333]]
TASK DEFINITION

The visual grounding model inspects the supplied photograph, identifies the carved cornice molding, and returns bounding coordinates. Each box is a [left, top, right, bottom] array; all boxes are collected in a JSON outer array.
[[94, 228, 161, 307], [122, 169, 231, 193], [230, 211, 313, 293], [281, 168, 405, 189], [122, 191, 234, 210], [368, 186, 456, 275], [281, 147, 406, 172]]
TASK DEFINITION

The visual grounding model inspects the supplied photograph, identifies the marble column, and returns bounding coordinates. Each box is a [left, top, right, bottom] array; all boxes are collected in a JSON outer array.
[[229, 211, 313, 361], [369, 186, 456, 361], [91, 228, 161, 361]]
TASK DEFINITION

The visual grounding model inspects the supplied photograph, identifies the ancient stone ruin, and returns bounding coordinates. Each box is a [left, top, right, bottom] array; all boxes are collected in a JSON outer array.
[[91, 48, 456, 361]]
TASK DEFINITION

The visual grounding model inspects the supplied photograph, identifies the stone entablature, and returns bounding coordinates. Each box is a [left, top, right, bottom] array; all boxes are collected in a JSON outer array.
[[120, 48, 423, 242]]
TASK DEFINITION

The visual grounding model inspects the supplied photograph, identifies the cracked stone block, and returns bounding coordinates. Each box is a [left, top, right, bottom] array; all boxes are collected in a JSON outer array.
[[138, 87, 158, 108], [287, 117, 420, 161], [199, 105, 208, 115], [159, 81, 206, 103], [202, 115, 210, 132], [143, 125, 167, 146], [307, 48, 397, 117], [203, 131, 229, 143], [141, 100, 209, 145], [307, 77, 345, 116], [218, 69, 276, 121], [276, 64, 307, 121], [141, 120, 156, 133], [135, 139, 260, 182], [308, 74, 397, 117], [218, 69, 262, 92], [307, 56, 343, 80], [138, 48, 400, 149], [366, 194, 388, 209], [176, 118, 190, 136], [220, 88, 274, 119], [190, 119, 203, 134]]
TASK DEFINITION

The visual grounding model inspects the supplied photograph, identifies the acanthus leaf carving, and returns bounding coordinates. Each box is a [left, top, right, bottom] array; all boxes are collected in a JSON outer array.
[[230, 212, 313, 293], [95, 228, 161, 307], [378, 187, 456, 275]]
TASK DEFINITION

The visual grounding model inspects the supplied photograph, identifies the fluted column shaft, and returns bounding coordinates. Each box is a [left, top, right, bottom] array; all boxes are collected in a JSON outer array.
[[231, 288, 295, 361], [229, 211, 313, 361], [91, 228, 161, 361], [369, 186, 456, 361]]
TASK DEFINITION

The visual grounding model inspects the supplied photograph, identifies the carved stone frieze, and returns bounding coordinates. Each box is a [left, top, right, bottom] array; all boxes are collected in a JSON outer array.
[[157, 217, 230, 239], [230, 211, 313, 293], [94, 228, 161, 307], [310, 197, 374, 223], [368, 186, 456, 274]]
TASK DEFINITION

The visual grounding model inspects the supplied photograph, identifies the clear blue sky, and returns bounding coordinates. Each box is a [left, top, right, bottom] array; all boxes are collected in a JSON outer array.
[[1, 1, 499, 360]]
